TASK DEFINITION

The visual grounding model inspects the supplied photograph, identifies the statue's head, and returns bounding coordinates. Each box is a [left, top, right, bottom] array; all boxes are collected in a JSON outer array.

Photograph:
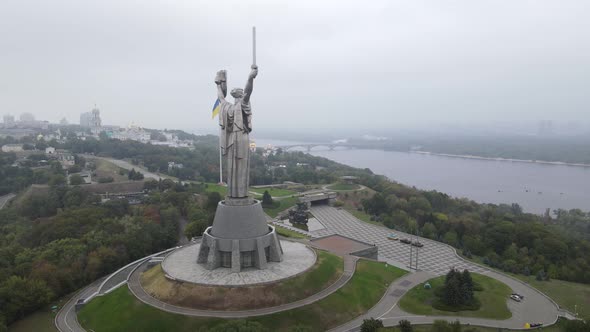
[[230, 88, 244, 99]]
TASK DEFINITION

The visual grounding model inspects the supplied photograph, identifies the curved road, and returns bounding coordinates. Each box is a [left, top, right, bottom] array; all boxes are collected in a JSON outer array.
[[54, 278, 104, 332], [0, 193, 15, 209]]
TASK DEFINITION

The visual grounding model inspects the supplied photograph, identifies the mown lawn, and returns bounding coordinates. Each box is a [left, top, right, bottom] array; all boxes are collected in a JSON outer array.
[[140, 250, 342, 310], [8, 310, 57, 332], [203, 183, 227, 196], [327, 183, 360, 191], [274, 224, 309, 239], [399, 273, 512, 320], [263, 196, 298, 217], [79, 260, 407, 332], [250, 187, 296, 197], [92, 158, 128, 182]]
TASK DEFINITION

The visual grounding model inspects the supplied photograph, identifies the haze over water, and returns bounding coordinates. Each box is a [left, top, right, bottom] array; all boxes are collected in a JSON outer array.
[[255, 139, 590, 214]]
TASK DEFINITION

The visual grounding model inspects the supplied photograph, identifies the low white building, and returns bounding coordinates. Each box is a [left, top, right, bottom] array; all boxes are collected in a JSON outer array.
[[45, 147, 56, 155], [168, 161, 184, 170], [1, 144, 23, 152], [58, 153, 75, 167]]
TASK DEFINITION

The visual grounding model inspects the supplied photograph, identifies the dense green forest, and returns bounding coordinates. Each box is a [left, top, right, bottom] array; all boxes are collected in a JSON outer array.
[[359, 179, 590, 284], [0, 151, 71, 195], [0, 177, 225, 329], [2, 133, 590, 329]]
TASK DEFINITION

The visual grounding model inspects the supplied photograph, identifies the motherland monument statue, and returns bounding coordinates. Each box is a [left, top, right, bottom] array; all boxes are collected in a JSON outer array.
[[197, 27, 284, 272], [215, 64, 256, 200]]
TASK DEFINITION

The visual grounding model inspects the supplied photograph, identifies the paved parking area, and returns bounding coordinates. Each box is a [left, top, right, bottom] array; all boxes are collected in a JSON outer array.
[[311, 205, 485, 276], [310, 206, 560, 331], [310, 234, 374, 256]]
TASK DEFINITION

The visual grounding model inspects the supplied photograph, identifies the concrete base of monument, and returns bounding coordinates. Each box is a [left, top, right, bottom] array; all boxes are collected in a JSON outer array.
[[162, 240, 316, 286], [197, 200, 284, 272]]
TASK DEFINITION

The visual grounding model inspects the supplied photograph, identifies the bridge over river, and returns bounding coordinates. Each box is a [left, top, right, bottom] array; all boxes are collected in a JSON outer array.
[[275, 143, 358, 152]]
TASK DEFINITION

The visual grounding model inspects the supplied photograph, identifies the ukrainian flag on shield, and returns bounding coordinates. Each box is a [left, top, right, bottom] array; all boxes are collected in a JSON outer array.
[[211, 98, 221, 119]]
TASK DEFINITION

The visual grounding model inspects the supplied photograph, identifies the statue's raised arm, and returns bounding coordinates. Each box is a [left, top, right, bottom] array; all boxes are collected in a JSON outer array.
[[243, 65, 257, 104]]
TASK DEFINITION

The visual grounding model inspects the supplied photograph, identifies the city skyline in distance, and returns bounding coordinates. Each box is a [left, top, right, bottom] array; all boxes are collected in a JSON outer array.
[[1, 1, 590, 131]]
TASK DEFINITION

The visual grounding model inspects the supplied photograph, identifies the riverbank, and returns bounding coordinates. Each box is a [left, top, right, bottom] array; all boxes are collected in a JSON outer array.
[[308, 148, 590, 214], [411, 151, 590, 168]]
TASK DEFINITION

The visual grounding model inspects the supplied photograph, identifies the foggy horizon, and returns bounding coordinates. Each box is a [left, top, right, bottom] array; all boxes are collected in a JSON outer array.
[[1, 1, 589, 131]]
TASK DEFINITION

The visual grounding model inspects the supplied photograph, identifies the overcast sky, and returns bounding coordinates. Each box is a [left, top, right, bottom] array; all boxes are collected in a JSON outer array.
[[1, 0, 589, 133]]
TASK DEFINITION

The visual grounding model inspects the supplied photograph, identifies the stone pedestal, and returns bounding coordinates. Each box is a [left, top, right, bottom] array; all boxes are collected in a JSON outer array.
[[197, 199, 283, 272]]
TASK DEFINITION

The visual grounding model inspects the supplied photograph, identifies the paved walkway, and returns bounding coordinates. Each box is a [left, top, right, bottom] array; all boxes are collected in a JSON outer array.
[[55, 278, 104, 332], [127, 254, 359, 318], [330, 271, 433, 332], [0, 193, 15, 209], [310, 205, 488, 274], [310, 205, 560, 331]]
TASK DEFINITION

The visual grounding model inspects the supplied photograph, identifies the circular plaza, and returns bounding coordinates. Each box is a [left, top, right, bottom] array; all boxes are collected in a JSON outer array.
[[161, 240, 317, 286]]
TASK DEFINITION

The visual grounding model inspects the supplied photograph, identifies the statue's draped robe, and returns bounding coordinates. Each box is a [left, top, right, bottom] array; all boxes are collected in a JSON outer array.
[[219, 99, 252, 198]]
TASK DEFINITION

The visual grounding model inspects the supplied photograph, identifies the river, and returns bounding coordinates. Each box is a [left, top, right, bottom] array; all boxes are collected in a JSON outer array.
[[254, 138, 590, 214]]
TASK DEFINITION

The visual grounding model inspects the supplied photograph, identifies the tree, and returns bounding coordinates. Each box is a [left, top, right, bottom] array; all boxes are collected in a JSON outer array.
[[450, 320, 462, 332], [431, 320, 452, 332], [144, 179, 159, 190], [150, 131, 167, 142], [362, 193, 388, 215], [440, 269, 476, 308], [63, 186, 89, 208], [128, 168, 144, 181], [85, 246, 120, 280], [407, 218, 418, 234], [49, 174, 66, 186], [442, 272, 462, 306], [185, 220, 208, 239], [35, 140, 48, 151], [68, 164, 82, 173], [0, 276, 53, 324], [408, 196, 432, 214], [206, 192, 222, 212], [360, 317, 383, 332], [98, 176, 114, 183], [0, 316, 6, 332], [443, 231, 459, 247], [261, 190, 273, 207], [159, 179, 175, 191], [287, 325, 313, 332], [421, 222, 437, 239], [69, 174, 84, 185], [460, 270, 474, 302], [399, 319, 413, 332]]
